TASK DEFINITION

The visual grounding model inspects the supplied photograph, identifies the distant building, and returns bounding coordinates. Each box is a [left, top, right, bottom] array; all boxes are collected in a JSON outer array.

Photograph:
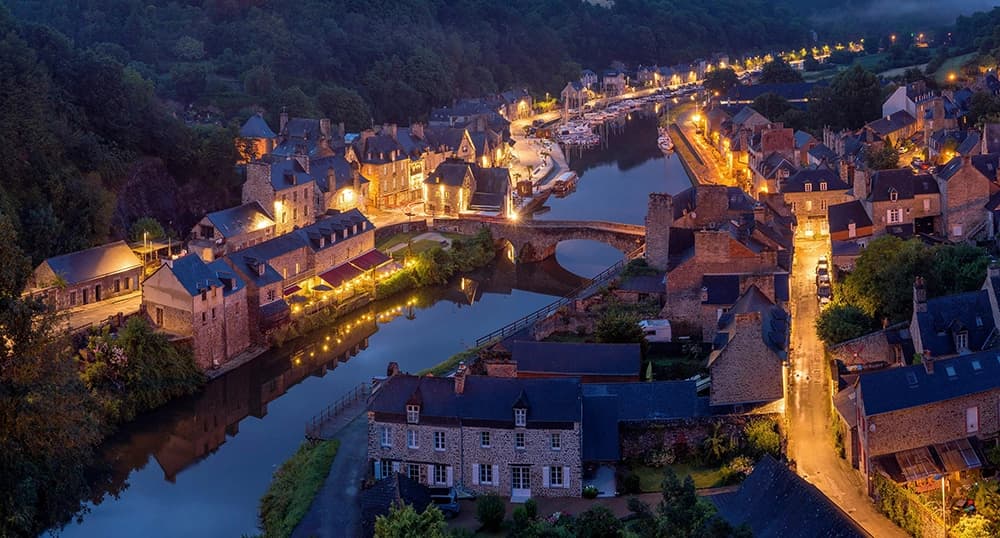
[[26, 240, 143, 311], [236, 112, 278, 162], [189, 202, 276, 261], [423, 158, 512, 217], [781, 167, 852, 237], [561, 81, 592, 110]]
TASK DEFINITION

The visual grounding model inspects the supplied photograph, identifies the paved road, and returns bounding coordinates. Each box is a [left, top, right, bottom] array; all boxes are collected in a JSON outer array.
[[786, 236, 909, 538], [676, 108, 734, 187], [292, 414, 369, 538]]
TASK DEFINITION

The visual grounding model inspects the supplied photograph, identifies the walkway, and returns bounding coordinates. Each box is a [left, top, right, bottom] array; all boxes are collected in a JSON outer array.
[[291, 413, 369, 538], [673, 108, 732, 186], [786, 236, 909, 538], [64, 290, 142, 331]]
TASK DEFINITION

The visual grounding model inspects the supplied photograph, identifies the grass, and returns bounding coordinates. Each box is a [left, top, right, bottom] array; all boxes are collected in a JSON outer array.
[[418, 345, 485, 376], [631, 463, 727, 492], [389, 239, 446, 260], [376, 231, 465, 252], [259, 440, 340, 538], [933, 52, 978, 85], [646, 355, 705, 380], [853, 53, 887, 71], [543, 331, 590, 343]]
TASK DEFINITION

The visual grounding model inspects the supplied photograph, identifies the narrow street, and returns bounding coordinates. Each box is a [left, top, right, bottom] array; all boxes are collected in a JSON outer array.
[[786, 236, 909, 538], [675, 108, 734, 187]]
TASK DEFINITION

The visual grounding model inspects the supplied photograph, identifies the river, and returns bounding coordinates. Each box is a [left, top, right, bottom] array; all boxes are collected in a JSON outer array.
[[56, 107, 691, 538]]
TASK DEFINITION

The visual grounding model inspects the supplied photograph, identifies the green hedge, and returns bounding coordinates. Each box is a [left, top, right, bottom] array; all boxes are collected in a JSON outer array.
[[259, 440, 340, 538]]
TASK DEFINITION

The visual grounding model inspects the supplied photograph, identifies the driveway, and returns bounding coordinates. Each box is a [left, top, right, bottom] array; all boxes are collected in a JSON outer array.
[[292, 413, 369, 538], [786, 236, 909, 538]]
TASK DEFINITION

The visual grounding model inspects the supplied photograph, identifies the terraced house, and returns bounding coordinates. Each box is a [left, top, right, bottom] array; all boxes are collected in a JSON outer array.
[[367, 365, 582, 500]]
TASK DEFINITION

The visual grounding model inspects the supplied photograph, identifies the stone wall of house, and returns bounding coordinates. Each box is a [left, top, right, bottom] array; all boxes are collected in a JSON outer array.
[[784, 190, 853, 235], [709, 313, 784, 406], [864, 387, 1000, 458], [312, 228, 375, 272], [243, 162, 276, 215], [222, 287, 251, 362], [645, 193, 673, 271], [425, 183, 470, 216], [367, 415, 581, 496], [269, 247, 312, 288], [938, 160, 990, 239], [36, 265, 142, 312]]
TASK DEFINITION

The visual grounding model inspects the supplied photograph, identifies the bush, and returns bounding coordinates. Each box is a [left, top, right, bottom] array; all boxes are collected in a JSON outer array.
[[512, 505, 531, 533], [642, 447, 676, 467], [744, 418, 781, 458], [573, 505, 622, 538], [582, 485, 599, 499], [259, 440, 340, 538], [621, 473, 641, 495], [524, 498, 538, 520], [720, 456, 755, 485], [476, 493, 505, 531]]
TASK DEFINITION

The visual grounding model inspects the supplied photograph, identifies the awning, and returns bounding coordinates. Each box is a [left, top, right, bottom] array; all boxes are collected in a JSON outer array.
[[283, 285, 301, 296], [350, 249, 391, 271], [314, 284, 333, 292], [934, 439, 982, 473], [894, 446, 939, 482], [319, 263, 364, 288]]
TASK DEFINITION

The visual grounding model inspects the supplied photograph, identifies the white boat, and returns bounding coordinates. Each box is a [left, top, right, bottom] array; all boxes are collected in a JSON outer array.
[[657, 127, 674, 153]]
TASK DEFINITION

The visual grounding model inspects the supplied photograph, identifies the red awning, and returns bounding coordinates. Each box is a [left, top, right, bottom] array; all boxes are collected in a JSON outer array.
[[349, 249, 392, 271], [283, 285, 301, 296], [319, 263, 364, 288]]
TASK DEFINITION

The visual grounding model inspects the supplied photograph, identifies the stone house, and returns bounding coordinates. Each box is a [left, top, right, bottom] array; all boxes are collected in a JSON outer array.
[[189, 201, 276, 262], [862, 168, 940, 237], [910, 277, 995, 361], [927, 129, 980, 164], [243, 157, 317, 236], [26, 240, 143, 311], [468, 129, 510, 169], [933, 155, 993, 241], [421, 125, 476, 172], [750, 152, 798, 197], [491, 89, 533, 121], [236, 112, 277, 162], [479, 341, 641, 383], [780, 168, 852, 237], [561, 81, 591, 110], [601, 70, 627, 96], [708, 286, 788, 412], [142, 254, 250, 370], [854, 352, 999, 491], [828, 321, 914, 371], [423, 158, 511, 217], [580, 69, 598, 90], [367, 367, 583, 499], [863, 110, 918, 148], [353, 125, 417, 210], [223, 250, 286, 338]]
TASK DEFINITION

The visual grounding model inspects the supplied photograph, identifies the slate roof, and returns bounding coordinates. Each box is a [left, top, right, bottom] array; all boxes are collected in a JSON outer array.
[[833, 386, 859, 428], [781, 168, 849, 193], [234, 231, 306, 263], [582, 395, 620, 461], [39, 240, 142, 286], [859, 351, 1000, 416], [582, 381, 703, 422], [294, 210, 372, 253], [618, 273, 665, 294], [263, 158, 315, 192], [504, 341, 641, 376], [971, 153, 1000, 181], [166, 254, 223, 296], [731, 106, 767, 127], [369, 375, 581, 424], [423, 126, 468, 153], [425, 160, 472, 187], [239, 113, 276, 139], [757, 152, 797, 180], [867, 110, 916, 137], [715, 286, 789, 358], [709, 455, 869, 538], [794, 130, 815, 149], [309, 154, 370, 194], [869, 169, 937, 202], [353, 133, 407, 164], [206, 259, 245, 296], [914, 289, 994, 357], [807, 143, 837, 162], [359, 474, 432, 538], [702, 274, 741, 305], [205, 202, 274, 239]]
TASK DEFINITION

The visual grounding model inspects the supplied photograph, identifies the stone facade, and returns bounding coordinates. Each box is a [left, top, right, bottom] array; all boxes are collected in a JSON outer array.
[[709, 312, 785, 407], [936, 157, 991, 240], [784, 188, 852, 237], [27, 241, 143, 312], [645, 193, 673, 270], [243, 159, 316, 236]]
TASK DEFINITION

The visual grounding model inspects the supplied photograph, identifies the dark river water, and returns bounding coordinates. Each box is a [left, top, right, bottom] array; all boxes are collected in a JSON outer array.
[[56, 108, 691, 538]]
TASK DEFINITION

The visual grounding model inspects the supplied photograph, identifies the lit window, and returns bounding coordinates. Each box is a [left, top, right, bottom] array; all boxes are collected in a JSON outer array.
[[434, 431, 445, 451], [820, 182, 828, 191], [804, 183, 812, 192], [480, 431, 491, 448], [406, 404, 420, 424], [407, 429, 418, 449], [514, 408, 526, 427], [887, 208, 903, 224], [550, 433, 561, 450]]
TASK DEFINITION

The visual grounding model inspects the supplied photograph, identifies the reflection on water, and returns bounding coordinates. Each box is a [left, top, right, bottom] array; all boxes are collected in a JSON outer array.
[[59, 106, 692, 538]]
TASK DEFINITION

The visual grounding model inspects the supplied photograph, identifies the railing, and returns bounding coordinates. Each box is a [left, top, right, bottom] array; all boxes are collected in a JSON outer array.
[[474, 245, 645, 347], [305, 382, 371, 439]]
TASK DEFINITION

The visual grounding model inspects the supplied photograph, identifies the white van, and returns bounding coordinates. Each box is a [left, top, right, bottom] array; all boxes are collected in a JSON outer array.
[[638, 319, 672, 342]]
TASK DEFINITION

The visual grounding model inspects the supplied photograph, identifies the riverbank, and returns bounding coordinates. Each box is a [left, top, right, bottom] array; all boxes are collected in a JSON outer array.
[[259, 439, 341, 538]]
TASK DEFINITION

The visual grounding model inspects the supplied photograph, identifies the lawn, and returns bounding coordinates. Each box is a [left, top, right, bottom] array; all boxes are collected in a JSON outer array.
[[542, 331, 590, 343], [259, 440, 340, 538], [377, 231, 465, 252], [631, 463, 727, 492], [389, 239, 446, 260], [853, 52, 886, 71], [933, 52, 978, 85]]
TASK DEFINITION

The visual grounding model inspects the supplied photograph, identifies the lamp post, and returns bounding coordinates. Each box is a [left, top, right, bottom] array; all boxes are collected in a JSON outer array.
[[143, 231, 148, 280], [934, 474, 946, 537]]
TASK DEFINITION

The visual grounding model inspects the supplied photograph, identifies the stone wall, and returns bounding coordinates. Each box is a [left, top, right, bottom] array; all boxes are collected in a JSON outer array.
[[829, 328, 897, 367], [645, 193, 673, 270], [709, 313, 784, 406], [619, 414, 781, 462], [938, 159, 990, 240]]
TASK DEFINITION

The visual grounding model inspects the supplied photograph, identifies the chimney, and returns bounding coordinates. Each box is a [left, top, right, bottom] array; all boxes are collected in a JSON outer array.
[[352, 169, 360, 193], [411, 122, 424, 140], [854, 167, 868, 200], [913, 276, 927, 313], [923, 350, 934, 374], [454, 362, 467, 394], [386, 361, 401, 377], [280, 110, 289, 133], [383, 123, 397, 138], [989, 261, 1000, 279], [319, 118, 331, 139]]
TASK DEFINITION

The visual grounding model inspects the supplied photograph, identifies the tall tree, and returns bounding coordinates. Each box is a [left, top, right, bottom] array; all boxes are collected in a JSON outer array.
[[703, 67, 739, 96], [758, 58, 804, 84]]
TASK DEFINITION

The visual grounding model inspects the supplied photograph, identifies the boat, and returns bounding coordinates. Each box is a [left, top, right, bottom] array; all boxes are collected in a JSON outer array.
[[657, 127, 675, 153], [551, 171, 578, 196]]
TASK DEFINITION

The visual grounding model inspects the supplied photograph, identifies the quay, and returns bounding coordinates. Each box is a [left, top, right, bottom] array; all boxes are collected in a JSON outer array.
[[668, 123, 711, 186]]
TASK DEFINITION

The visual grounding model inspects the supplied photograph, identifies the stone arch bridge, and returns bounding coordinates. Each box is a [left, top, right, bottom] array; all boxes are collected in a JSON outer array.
[[432, 217, 646, 262]]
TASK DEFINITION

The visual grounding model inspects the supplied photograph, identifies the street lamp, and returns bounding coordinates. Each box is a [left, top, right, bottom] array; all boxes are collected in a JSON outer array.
[[934, 474, 946, 537]]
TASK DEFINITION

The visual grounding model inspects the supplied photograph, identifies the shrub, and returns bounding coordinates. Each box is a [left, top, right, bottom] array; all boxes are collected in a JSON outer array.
[[524, 498, 538, 520], [512, 505, 530, 533], [582, 485, 599, 499], [720, 456, 755, 484], [621, 473, 641, 494], [744, 418, 781, 458], [573, 505, 622, 538], [476, 493, 505, 531], [643, 448, 676, 467]]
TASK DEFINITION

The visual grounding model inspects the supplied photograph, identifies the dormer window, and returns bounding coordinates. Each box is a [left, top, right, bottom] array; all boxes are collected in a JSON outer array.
[[889, 189, 898, 202], [406, 404, 420, 424], [804, 183, 812, 192], [956, 331, 969, 351], [820, 182, 828, 191], [514, 408, 526, 427]]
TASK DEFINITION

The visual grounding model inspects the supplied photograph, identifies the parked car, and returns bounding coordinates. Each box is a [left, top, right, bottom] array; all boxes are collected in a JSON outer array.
[[817, 282, 832, 305], [429, 487, 460, 519]]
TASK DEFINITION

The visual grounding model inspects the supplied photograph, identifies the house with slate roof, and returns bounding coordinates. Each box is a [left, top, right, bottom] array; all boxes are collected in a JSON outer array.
[[861, 168, 941, 237], [561, 81, 592, 110], [601, 69, 627, 96], [236, 112, 277, 162], [142, 254, 250, 370], [933, 155, 994, 241], [353, 124, 418, 210], [367, 366, 582, 499], [708, 286, 788, 412], [189, 201, 276, 261], [853, 350, 1000, 492], [827, 201, 874, 271], [864, 110, 918, 148], [750, 151, 798, 197], [27, 240, 143, 311], [910, 276, 996, 361], [709, 455, 869, 538], [489, 89, 533, 121], [243, 157, 319, 236], [423, 158, 511, 217], [781, 167, 852, 237]]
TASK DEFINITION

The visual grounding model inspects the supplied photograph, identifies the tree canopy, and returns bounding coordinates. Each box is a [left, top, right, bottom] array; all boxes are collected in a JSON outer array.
[[758, 58, 804, 84]]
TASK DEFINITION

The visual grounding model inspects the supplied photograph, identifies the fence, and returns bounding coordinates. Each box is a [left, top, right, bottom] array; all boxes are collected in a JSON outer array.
[[474, 245, 644, 347], [304, 382, 371, 440]]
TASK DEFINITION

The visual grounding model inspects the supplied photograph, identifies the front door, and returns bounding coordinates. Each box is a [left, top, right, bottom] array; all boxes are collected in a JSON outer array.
[[511, 465, 531, 499], [95, 284, 102, 302]]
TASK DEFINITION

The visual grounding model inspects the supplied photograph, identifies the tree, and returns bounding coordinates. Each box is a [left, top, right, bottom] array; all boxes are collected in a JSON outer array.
[[242, 65, 275, 97], [317, 85, 371, 132], [815, 304, 877, 345], [758, 58, 804, 84], [953, 514, 995, 538], [130, 216, 165, 243], [967, 91, 1000, 127], [703, 67, 738, 96], [170, 62, 209, 104], [863, 144, 900, 170], [476, 493, 505, 531], [0, 214, 30, 296], [374, 502, 448, 538], [752, 92, 793, 121], [573, 505, 622, 538], [595, 312, 645, 345], [701, 423, 733, 464], [809, 65, 881, 130]]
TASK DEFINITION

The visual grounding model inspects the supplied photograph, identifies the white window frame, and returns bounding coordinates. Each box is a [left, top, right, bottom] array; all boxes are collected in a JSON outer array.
[[433, 431, 445, 451], [480, 431, 491, 448], [550, 432, 561, 451], [434, 464, 448, 485], [804, 183, 812, 192], [550, 466, 564, 488], [406, 463, 421, 481], [479, 463, 494, 485], [515, 432, 526, 449], [887, 208, 903, 225], [407, 429, 418, 449], [380, 426, 391, 447], [956, 331, 969, 351], [923, 198, 931, 211], [889, 190, 898, 202], [514, 408, 526, 427], [820, 181, 828, 191], [406, 404, 420, 424]]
